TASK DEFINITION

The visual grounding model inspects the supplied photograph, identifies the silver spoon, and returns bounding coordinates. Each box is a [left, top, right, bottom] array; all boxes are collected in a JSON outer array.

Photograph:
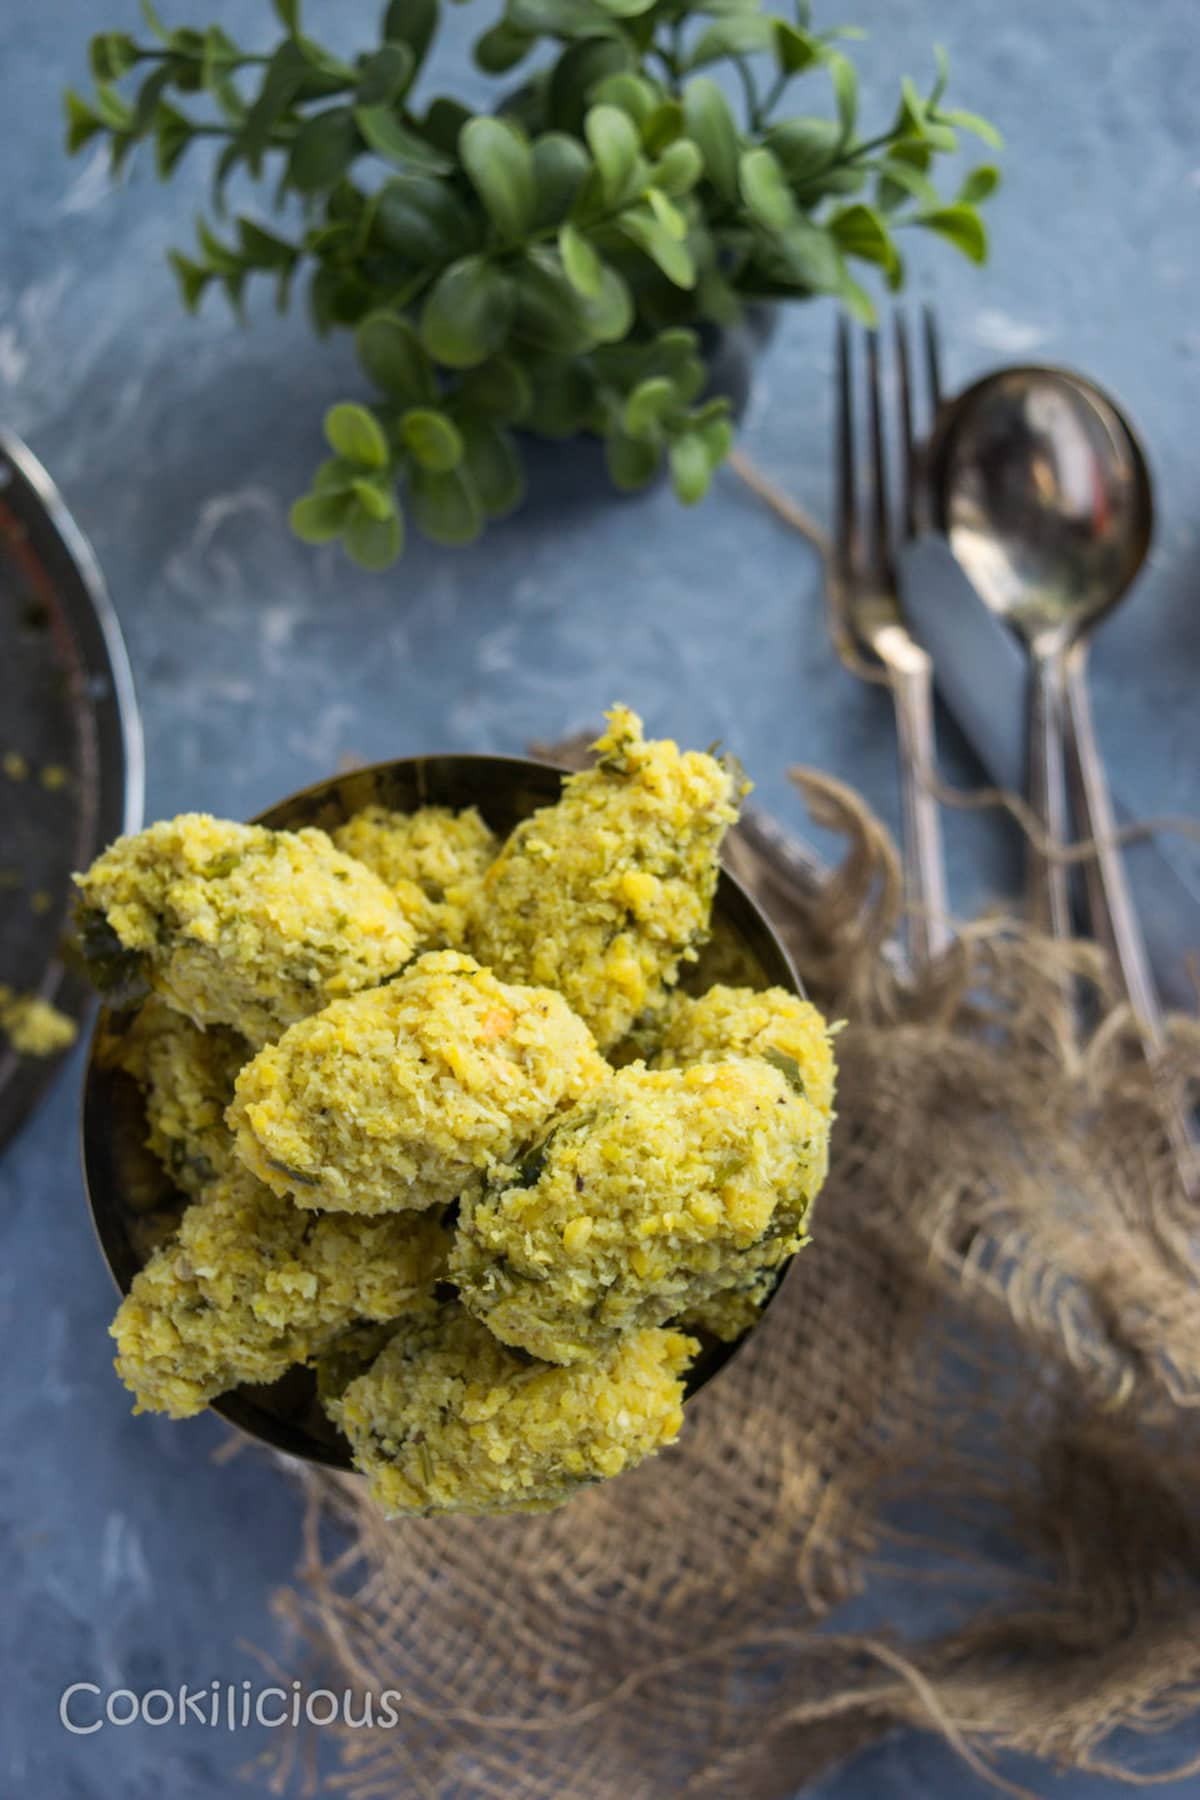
[[928, 366, 1195, 1188]]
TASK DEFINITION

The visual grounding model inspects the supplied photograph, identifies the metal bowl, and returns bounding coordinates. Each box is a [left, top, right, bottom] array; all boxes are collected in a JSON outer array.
[[81, 754, 804, 1469]]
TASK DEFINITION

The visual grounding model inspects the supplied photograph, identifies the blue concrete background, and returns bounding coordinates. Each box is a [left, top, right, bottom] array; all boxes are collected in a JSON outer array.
[[2, 0, 1198, 1794]]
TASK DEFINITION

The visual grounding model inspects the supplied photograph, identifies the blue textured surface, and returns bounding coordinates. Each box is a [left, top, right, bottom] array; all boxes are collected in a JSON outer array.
[[3, 1, 1199, 1794]]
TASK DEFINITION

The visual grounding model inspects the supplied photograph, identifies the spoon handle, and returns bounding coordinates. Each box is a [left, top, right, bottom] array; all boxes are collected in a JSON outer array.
[[1026, 642, 1074, 942], [1064, 645, 1198, 1195], [1063, 641, 1164, 1047]]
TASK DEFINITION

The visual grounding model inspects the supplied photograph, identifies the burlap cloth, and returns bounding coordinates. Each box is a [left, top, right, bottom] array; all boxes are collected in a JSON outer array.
[[261, 749, 1200, 1800]]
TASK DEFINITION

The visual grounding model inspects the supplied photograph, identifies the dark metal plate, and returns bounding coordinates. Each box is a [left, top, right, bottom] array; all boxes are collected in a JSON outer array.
[[0, 429, 142, 1151]]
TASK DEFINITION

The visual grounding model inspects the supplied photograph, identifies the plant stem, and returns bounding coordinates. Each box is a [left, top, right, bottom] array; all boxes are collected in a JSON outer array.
[[731, 55, 762, 132], [760, 70, 789, 120]]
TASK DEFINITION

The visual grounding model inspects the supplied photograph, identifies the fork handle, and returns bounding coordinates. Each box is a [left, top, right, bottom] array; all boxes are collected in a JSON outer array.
[[1027, 640, 1074, 943], [886, 642, 954, 972]]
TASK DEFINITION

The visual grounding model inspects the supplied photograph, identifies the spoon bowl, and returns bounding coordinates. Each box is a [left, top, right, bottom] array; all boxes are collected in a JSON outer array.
[[928, 366, 1153, 650]]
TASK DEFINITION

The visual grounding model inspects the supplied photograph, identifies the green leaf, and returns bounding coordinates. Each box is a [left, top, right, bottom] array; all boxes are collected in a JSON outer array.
[[420, 256, 516, 367], [350, 476, 396, 521], [696, 265, 741, 327], [64, 91, 104, 156], [829, 203, 900, 284], [584, 104, 641, 205], [355, 105, 453, 172], [311, 456, 357, 495], [509, 0, 619, 37], [696, 409, 734, 467], [511, 250, 593, 354], [399, 408, 465, 473], [590, 73, 659, 123], [828, 50, 857, 142], [595, 0, 657, 14], [605, 431, 659, 491], [325, 403, 390, 469], [459, 420, 526, 520], [236, 216, 297, 270], [686, 14, 775, 66], [290, 490, 353, 543], [459, 355, 534, 422], [669, 432, 712, 505], [531, 131, 591, 225], [524, 356, 596, 438], [409, 466, 484, 546], [422, 97, 472, 155], [915, 204, 988, 264], [773, 21, 819, 74], [384, 0, 439, 71], [548, 37, 631, 135], [344, 505, 404, 569], [619, 208, 696, 288], [240, 41, 308, 167], [766, 220, 844, 292], [651, 138, 703, 196], [92, 82, 134, 131], [460, 117, 537, 239], [642, 100, 685, 156], [874, 153, 940, 214], [272, 0, 301, 31], [89, 32, 139, 83], [372, 174, 478, 262], [558, 221, 603, 297], [579, 261, 633, 342], [939, 106, 1002, 149], [682, 79, 740, 204], [288, 106, 357, 192], [139, 0, 169, 42], [357, 43, 415, 107], [958, 163, 1000, 205], [739, 147, 795, 231], [168, 251, 212, 313], [357, 311, 438, 404], [645, 185, 687, 239], [764, 116, 839, 182], [624, 376, 676, 440], [474, 23, 534, 73]]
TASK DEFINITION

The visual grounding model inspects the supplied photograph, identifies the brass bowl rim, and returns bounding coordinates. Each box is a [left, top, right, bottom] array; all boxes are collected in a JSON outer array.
[[80, 750, 805, 1470]]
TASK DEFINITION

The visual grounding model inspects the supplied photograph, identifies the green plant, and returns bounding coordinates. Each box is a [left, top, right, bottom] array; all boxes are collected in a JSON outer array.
[[66, 0, 1000, 569]]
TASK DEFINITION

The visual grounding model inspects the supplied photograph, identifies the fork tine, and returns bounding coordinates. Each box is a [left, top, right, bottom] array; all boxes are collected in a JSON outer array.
[[922, 303, 943, 414], [894, 311, 917, 539], [865, 329, 895, 589], [834, 314, 858, 579]]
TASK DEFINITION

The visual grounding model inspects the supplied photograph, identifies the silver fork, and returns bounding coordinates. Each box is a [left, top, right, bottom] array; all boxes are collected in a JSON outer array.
[[832, 315, 954, 974]]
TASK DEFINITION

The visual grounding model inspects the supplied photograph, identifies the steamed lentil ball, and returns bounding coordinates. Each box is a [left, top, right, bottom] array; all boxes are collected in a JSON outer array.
[[111, 1167, 450, 1419], [333, 804, 497, 950], [74, 814, 417, 1046], [467, 706, 741, 1051], [229, 950, 610, 1215], [327, 1302, 697, 1517], [104, 997, 249, 1197], [452, 1059, 829, 1365], [655, 984, 838, 1120]]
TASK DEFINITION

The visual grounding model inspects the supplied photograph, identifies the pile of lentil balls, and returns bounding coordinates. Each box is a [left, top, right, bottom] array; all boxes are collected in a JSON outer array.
[[76, 708, 835, 1516]]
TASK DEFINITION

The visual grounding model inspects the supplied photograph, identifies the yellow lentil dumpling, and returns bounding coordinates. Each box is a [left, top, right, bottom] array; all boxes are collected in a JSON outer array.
[[675, 1271, 780, 1343], [452, 1059, 828, 1364], [111, 1167, 450, 1419], [328, 1302, 696, 1517], [655, 984, 837, 1120], [104, 998, 249, 1197], [74, 813, 417, 1046], [229, 950, 609, 1215], [0, 986, 77, 1056], [467, 706, 741, 1050], [333, 805, 497, 949]]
